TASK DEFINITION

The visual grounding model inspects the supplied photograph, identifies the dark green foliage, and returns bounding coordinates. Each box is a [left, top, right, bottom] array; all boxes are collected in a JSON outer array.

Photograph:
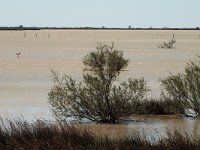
[[48, 43, 148, 123], [132, 98, 184, 115], [161, 57, 200, 116]]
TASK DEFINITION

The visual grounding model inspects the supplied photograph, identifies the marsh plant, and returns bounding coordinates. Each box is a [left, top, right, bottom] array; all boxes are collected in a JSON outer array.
[[161, 56, 200, 116], [159, 34, 176, 49], [132, 97, 184, 115], [48, 43, 148, 123], [0, 118, 200, 149]]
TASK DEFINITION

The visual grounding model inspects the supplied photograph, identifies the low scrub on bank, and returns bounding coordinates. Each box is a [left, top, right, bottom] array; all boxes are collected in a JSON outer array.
[[132, 98, 185, 115], [0, 119, 200, 150]]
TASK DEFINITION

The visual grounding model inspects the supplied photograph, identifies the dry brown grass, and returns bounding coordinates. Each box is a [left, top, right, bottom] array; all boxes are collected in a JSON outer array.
[[0, 118, 200, 150]]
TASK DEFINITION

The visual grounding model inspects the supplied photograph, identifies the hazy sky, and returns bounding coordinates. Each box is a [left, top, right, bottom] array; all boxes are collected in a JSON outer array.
[[0, 0, 199, 28]]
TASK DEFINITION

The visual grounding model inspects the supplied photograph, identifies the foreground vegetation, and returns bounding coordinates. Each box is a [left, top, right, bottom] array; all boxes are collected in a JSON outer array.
[[0, 119, 200, 150]]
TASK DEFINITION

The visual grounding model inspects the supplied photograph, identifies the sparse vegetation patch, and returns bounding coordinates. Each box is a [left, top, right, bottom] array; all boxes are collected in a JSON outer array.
[[159, 34, 176, 49]]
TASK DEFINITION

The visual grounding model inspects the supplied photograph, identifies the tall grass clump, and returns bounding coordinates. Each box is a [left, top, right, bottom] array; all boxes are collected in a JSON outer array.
[[0, 118, 200, 149], [0, 118, 96, 149], [156, 130, 200, 150]]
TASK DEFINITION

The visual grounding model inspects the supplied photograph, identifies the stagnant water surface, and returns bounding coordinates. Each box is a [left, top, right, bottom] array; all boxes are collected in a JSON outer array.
[[83, 115, 200, 141], [0, 30, 200, 137]]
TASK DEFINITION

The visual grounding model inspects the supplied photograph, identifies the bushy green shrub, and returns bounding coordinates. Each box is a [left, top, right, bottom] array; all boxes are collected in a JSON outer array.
[[48, 43, 148, 123], [161, 57, 200, 116]]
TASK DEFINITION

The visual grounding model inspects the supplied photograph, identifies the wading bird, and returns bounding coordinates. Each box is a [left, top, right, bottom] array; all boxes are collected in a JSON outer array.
[[16, 51, 21, 58]]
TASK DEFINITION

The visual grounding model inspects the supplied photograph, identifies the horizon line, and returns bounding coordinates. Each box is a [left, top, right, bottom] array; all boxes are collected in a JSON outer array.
[[0, 26, 200, 31]]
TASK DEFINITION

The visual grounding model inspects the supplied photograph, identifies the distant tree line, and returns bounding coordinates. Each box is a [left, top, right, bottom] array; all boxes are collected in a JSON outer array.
[[0, 26, 199, 30]]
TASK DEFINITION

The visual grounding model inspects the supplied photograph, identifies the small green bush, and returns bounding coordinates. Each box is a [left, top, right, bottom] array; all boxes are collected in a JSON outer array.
[[161, 57, 200, 116], [48, 43, 148, 123]]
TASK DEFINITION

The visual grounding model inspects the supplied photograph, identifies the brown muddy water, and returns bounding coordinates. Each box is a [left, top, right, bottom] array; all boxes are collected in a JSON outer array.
[[0, 30, 200, 137], [86, 116, 200, 141]]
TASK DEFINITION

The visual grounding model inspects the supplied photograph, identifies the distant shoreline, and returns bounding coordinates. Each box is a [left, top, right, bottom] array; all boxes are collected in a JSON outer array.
[[0, 27, 200, 31]]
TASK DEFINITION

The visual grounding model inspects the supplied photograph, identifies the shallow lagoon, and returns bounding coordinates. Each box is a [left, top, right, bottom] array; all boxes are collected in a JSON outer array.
[[0, 30, 200, 137]]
